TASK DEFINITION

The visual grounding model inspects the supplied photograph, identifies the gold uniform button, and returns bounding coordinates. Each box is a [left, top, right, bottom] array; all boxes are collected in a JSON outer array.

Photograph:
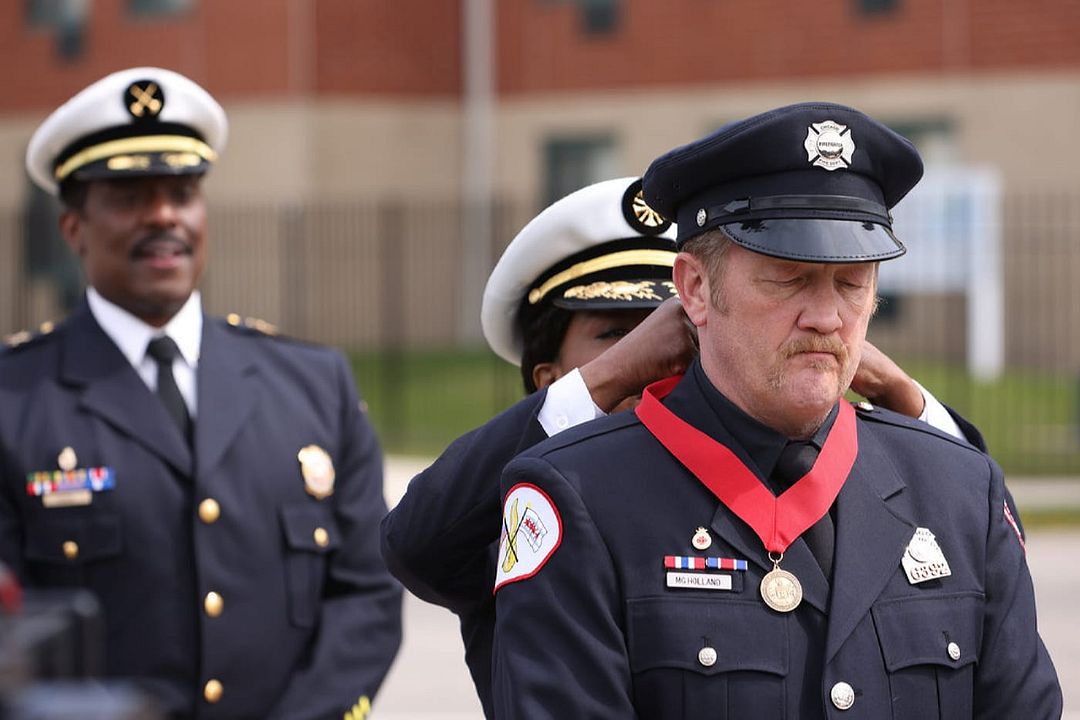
[[203, 679, 223, 704], [204, 592, 224, 618], [198, 498, 220, 524], [313, 527, 329, 548], [62, 540, 79, 560]]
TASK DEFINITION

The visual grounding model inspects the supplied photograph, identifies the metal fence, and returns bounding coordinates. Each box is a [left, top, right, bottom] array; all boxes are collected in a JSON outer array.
[[4, 192, 1080, 472]]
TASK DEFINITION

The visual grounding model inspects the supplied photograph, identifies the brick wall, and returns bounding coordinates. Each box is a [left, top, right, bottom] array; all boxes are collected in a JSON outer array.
[[497, 0, 1080, 93]]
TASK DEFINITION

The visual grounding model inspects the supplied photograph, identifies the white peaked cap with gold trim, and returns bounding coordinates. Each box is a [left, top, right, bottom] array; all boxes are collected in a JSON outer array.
[[27, 66, 227, 196], [482, 176, 678, 366]]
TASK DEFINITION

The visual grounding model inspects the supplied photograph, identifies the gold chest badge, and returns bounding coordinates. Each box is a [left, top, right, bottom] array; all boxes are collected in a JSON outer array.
[[298, 445, 335, 500]]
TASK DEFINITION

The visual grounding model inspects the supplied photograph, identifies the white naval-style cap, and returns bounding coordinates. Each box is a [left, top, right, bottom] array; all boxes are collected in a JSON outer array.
[[26, 66, 227, 196], [481, 177, 678, 366]]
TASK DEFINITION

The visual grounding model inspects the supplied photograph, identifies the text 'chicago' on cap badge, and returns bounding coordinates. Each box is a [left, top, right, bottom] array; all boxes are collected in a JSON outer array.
[[804, 120, 855, 171]]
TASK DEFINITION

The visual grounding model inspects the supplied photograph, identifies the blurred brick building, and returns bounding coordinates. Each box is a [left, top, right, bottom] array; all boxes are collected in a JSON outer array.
[[1, 0, 1079, 367]]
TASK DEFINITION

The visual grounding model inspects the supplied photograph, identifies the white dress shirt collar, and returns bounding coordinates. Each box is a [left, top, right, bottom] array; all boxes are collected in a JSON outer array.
[[86, 287, 203, 369]]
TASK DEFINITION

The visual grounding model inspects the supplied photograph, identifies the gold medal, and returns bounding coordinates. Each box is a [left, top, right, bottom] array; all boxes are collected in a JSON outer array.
[[760, 552, 802, 613]]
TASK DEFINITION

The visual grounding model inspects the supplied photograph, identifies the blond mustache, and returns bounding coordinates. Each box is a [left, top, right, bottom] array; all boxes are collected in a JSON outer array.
[[781, 337, 848, 364]]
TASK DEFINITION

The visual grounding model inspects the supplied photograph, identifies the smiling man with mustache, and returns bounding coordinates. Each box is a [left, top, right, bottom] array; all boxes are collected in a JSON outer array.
[[0, 68, 402, 719]]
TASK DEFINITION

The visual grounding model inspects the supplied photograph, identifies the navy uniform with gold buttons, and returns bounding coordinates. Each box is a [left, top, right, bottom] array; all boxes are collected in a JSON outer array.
[[492, 103, 1061, 719], [1, 67, 400, 719], [382, 177, 684, 718]]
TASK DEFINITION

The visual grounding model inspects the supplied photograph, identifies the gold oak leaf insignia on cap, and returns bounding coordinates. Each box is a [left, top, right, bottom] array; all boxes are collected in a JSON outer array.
[[563, 280, 664, 302]]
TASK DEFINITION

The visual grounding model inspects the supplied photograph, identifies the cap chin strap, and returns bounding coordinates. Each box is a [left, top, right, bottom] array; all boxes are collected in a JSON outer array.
[[707, 194, 892, 225], [54, 134, 216, 183]]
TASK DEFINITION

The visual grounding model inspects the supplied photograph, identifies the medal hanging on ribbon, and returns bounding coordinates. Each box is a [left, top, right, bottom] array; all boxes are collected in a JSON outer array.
[[636, 375, 858, 613]]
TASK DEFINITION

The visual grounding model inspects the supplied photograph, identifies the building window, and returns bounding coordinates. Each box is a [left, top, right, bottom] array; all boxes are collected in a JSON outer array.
[[857, 0, 900, 15], [25, 0, 87, 60], [580, 0, 620, 35], [539, 0, 621, 36], [24, 181, 83, 313], [26, 0, 84, 27], [543, 135, 617, 206], [128, 0, 194, 18], [887, 118, 957, 166]]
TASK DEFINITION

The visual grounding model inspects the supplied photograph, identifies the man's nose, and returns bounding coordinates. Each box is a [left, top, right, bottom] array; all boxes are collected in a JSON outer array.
[[796, 283, 843, 334], [142, 187, 179, 226]]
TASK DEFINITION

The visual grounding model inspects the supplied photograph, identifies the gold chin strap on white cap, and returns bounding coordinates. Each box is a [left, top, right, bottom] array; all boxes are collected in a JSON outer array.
[[54, 134, 217, 182]]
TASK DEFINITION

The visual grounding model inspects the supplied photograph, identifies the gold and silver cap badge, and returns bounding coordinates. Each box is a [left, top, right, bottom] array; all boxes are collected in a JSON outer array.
[[804, 120, 855, 171]]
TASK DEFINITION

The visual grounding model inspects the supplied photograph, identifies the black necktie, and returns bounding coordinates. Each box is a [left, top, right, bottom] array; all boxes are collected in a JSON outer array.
[[771, 440, 835, 579], [146, 335, 192, 444]]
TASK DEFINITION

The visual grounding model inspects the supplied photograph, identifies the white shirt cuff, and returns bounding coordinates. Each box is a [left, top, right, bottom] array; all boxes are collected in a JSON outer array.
[[914, 379, 965, 441], [538, 368, 606, 437]]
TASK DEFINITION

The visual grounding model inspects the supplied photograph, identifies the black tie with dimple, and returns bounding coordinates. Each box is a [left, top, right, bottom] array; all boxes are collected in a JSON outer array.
[[146, 335, 192, 444], [772, 440, 835, 579]]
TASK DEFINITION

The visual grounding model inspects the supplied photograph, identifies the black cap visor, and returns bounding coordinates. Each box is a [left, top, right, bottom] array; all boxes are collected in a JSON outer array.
[[721, 218, 905, 263]]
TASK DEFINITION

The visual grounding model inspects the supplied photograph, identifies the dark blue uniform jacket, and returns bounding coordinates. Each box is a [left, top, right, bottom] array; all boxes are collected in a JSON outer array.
[[381, 389, 548, 719], [0, 302, 402, 719], [493, 370, 1061, 719]]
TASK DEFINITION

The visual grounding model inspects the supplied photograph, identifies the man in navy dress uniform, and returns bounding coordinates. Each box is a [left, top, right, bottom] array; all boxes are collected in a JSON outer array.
[[382, 177, 986, 717], [1, 67, 401, 719], [491, 103, 1061, 718], [383, 177, 698, 718]]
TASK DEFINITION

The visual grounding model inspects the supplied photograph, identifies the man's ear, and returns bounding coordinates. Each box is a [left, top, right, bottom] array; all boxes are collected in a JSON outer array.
[[673, 252, 709, 328], [532, 361, 563, 390], [58, 208, 84, 256]]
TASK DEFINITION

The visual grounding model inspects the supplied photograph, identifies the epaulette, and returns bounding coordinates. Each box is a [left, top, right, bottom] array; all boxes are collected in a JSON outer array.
[[532, 409, 640, 457], [850, 398, 922, 429], [4, 320, 58, 350], [851, 398, 875, 413], [225, 313, 279, 336], [849, 397, 978, 451], [850, 398, 909, 425]]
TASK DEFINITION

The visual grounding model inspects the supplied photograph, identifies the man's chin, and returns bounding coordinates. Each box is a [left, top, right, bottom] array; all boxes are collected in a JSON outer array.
[[127, 287, 195, 323], [784, 372, 843, 409]]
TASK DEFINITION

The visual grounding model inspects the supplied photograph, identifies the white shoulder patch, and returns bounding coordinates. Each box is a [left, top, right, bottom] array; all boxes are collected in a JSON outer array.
[[494, 483, 563, 592]]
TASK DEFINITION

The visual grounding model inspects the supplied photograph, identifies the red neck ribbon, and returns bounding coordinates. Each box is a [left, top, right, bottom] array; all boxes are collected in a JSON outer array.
[[635, 375, 858, 554]]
